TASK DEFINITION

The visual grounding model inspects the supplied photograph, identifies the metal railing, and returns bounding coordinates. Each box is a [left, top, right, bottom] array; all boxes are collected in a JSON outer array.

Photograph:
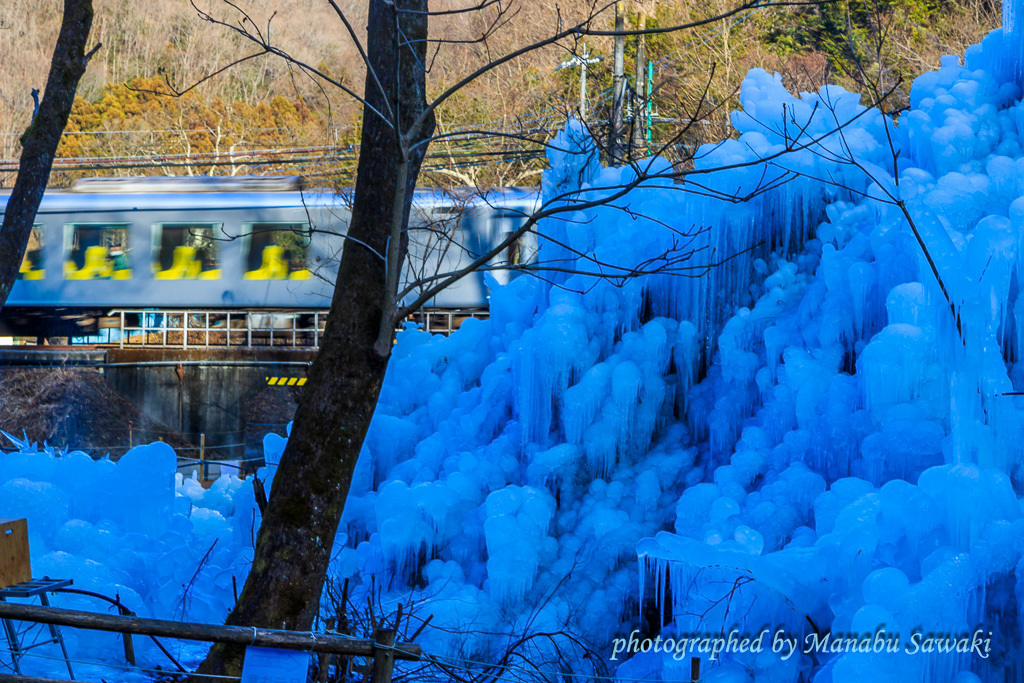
[[114, 309, 327, 349], [405, 307, 489, 335], [109, 307, 490, 349]]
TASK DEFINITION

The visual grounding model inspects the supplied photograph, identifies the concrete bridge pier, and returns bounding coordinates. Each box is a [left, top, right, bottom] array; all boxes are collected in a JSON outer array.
[[0, 346, 314, 475]]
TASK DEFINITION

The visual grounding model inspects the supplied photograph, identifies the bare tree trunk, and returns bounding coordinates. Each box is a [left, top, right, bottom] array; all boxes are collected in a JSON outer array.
[[197, 0, 435, 677], [0, 0, 98, 310]]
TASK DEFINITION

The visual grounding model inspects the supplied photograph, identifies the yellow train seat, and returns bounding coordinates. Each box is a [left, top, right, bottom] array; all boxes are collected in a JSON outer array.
[[244, 245, 289, 280], [19, 258, 44, 280], [155, 246, 202, 280], [65, 246, 114, 280]]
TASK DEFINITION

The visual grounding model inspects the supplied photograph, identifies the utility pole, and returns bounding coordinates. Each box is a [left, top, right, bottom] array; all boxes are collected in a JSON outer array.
[[631, 10, 648, 153], [556, 43, 602, 121], [646, 59, 656, 144], [610, 2, 626, 162]]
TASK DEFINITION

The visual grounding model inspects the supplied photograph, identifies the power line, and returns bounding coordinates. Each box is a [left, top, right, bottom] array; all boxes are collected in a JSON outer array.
[[0, 118, 560, 175]]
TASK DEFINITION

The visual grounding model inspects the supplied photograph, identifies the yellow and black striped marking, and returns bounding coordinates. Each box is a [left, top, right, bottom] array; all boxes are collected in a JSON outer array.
[[266, 376, 307, 386]]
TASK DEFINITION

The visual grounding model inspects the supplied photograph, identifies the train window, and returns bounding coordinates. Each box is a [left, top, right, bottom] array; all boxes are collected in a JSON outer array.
[[242, 223, 312, 280], [152, 223, 221, 280], [18, 225, 45, 280], [64, 223, 133, 280], [403, 206, 469, 292], [408, 206, 463, 256], [493, 209, 532, 267]]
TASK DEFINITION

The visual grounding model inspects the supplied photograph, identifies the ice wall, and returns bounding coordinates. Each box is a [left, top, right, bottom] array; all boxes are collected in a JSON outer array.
[[632, 34, 1024, 683], [340, 32, 1024, 683], [0, 436, 262, 675]]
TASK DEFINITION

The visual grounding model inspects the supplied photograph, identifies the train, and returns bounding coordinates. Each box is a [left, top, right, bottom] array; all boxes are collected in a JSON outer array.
[[0, 176, 540, 339]]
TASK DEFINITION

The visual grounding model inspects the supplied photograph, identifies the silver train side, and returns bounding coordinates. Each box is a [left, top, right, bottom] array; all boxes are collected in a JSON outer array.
[[0, 176, 540, 337]]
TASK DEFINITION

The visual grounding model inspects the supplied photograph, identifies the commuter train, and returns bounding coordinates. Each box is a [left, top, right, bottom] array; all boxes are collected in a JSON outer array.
[[0, 176, 540, 338]]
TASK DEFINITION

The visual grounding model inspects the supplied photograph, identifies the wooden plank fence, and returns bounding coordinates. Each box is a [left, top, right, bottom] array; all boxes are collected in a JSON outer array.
[[0, 674, 80, 683], [0, 601, 419, 682]]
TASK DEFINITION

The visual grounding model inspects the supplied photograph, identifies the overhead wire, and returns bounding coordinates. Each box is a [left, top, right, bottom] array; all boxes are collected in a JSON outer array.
[[0, 6, 767, 177]]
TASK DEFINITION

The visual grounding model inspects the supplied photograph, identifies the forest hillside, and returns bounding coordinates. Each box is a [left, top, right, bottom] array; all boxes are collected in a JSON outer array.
[[0, 0, 1002, 187]]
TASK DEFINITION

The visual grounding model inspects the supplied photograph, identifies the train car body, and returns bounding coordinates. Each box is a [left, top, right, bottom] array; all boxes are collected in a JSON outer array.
[[0, 177, 539, 337]]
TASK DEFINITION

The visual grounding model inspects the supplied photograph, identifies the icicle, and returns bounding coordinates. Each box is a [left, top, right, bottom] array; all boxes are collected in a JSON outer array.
[[561, 363, 611, 444]]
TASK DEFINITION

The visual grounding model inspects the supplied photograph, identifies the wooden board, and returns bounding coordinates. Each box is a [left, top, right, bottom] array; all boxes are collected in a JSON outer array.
[[0, 518, 31, 589]]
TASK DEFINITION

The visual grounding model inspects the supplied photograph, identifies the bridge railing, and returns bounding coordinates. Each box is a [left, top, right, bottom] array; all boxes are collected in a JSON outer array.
[[113, 309, 328, 349], [108, 308, 490, 348]]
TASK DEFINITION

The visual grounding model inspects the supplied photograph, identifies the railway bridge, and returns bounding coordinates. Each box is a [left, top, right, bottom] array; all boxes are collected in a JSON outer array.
[[0, 307, 485, 473]]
